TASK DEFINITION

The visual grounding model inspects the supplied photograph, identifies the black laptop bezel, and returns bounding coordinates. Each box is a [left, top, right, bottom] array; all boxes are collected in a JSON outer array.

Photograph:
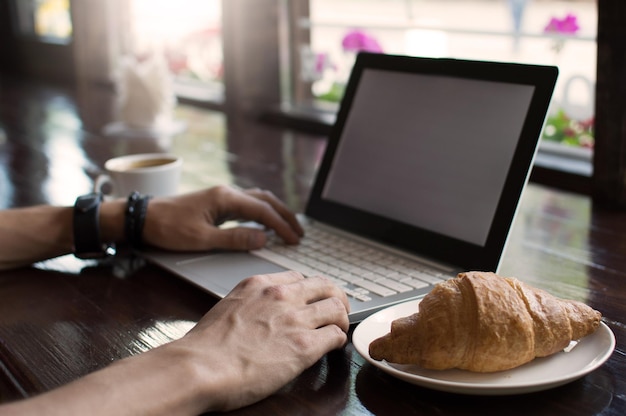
[[305, 52, 558, 272]]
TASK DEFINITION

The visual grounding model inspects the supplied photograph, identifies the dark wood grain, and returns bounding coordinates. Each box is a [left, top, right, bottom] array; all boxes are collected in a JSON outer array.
[[1, 75, 625, 415]]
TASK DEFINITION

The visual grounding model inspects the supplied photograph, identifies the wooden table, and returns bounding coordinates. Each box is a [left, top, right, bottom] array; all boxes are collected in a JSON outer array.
[[0, 76, 625, 415]]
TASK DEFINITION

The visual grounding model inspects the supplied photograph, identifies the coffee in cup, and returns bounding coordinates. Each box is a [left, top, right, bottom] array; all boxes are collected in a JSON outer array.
[[94, 153, 182, 197]]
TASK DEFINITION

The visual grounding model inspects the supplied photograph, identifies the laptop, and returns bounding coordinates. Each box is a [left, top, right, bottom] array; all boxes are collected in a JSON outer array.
[[143, 52, 558, 323]]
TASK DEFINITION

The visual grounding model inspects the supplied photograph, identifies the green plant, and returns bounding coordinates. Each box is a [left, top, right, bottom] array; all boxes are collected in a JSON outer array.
[[542, 109, 594, 148]]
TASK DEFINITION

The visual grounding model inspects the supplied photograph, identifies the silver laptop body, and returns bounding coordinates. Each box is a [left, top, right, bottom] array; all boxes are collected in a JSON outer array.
[[143, 53, 558, 323]]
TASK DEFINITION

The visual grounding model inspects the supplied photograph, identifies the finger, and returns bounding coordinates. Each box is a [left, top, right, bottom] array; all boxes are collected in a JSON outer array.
[[222, 190, 301, 244], [292, 276, 350, 313], [313, 324, 349, 353], [303, 297, 351, 333], [235, 270, 305, 292], [205, 227, 268, 251], [260, 270, 305, 285], [303, 276, 350, 312], [268, 325, 347, 371], [245, 189, 304, 237]]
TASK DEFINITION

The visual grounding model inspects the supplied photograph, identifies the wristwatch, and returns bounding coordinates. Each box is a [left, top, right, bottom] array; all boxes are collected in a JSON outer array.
[[73, 193, 115, 259]]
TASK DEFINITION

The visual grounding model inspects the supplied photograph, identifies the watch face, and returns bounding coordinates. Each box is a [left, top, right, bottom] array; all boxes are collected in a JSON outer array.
[[76, 193, 103, 212], [74, 193, 109, 258]]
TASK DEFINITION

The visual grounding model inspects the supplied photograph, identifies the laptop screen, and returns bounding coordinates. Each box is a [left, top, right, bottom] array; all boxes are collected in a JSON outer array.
[[322, 69, 535, 246], [307, 53, 558, 272]]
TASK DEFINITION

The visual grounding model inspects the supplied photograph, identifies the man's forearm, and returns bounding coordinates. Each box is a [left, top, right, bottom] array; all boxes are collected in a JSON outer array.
[[0, 342, 214, 416], [0, 199, 126, 270], [0, 205, 74, 269]]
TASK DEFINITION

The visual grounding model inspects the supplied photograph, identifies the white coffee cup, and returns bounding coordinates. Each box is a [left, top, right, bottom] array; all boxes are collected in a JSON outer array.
[[94, 153, 182, 198]]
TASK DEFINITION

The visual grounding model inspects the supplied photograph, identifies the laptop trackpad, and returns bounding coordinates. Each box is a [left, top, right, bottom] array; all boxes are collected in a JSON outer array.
[[175, 252, 286, 297]]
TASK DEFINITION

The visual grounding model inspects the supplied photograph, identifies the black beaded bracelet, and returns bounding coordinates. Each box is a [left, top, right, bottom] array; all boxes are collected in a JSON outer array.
[[125, 191, 152, 249]]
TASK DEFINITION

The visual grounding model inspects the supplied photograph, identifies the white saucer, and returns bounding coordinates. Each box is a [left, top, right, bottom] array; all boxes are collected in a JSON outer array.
[[353, 300, 615, 395]]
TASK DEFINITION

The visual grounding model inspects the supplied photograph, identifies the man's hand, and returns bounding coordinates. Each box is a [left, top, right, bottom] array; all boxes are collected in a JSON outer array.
[[142, 186, 304, 252], [181, 270, 350, 412]]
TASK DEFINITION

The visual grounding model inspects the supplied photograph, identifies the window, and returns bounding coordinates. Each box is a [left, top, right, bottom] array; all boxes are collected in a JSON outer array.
[[4, 0, 75, 82], [286, 0, 597, 179], [12, 0, 72, 43], [128, 0, 223, 103]]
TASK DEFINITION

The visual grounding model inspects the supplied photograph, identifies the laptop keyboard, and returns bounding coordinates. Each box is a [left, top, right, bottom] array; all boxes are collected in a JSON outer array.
[[251, 223, 446, 302]]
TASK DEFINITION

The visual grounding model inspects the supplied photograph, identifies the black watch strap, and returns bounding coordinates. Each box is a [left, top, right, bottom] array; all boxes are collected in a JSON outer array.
[[73, 193, 115, 259]]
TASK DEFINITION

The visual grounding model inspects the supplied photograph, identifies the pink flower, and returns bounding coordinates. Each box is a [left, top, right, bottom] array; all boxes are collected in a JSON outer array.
[[341, 29, 383, 53], [315, 53, 335, 74], [544, 13, 580, 35]]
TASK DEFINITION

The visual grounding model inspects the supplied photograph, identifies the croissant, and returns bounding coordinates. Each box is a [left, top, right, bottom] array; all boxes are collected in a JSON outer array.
[[369, 271, 601, 372]]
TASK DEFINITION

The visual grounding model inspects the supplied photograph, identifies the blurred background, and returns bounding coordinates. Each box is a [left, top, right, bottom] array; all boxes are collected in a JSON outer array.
[[0, 0, 601, 197]]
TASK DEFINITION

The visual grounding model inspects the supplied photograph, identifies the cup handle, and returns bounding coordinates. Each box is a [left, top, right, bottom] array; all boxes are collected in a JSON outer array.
[[94, 174, 114, 196]]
